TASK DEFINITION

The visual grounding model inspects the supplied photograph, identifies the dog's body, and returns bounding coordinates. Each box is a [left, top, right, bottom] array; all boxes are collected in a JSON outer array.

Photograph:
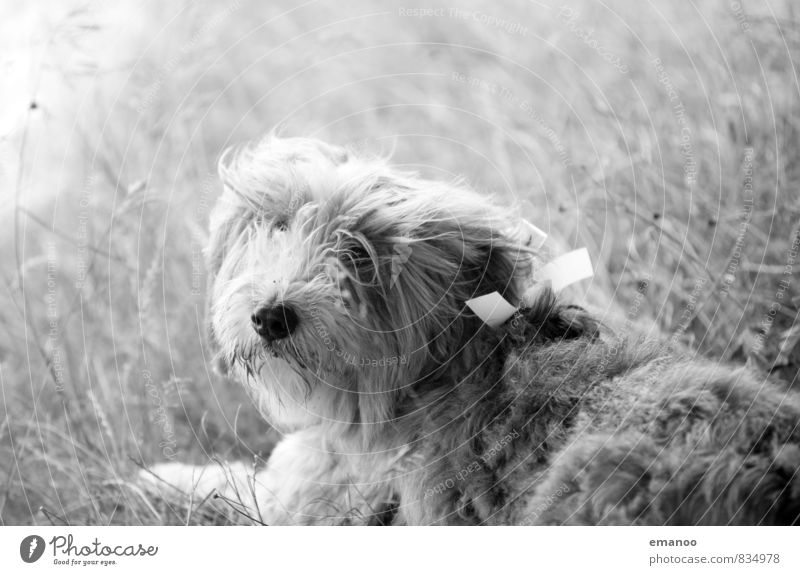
[[147, 137, 800, 525]]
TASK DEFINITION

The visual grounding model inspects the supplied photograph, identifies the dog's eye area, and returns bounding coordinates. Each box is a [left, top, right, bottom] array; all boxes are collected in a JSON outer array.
[[340, 245, 369, 266], [273, 218, 289, 232], [336, 243, 381, 287]]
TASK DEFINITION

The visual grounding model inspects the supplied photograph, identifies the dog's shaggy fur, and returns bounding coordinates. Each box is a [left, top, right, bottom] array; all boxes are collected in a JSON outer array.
[[147, 136, 800, 525]]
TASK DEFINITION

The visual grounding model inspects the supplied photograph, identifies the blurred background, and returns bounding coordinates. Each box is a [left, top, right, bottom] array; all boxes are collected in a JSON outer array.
[[0, 0, 798, 525]]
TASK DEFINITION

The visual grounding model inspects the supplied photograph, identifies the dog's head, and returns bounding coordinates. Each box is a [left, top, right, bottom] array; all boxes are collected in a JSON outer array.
[[207, 136, 535, 438]]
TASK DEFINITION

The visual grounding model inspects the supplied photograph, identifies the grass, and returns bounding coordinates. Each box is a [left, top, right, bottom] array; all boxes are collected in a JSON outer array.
[[0, 0, 798, 525]]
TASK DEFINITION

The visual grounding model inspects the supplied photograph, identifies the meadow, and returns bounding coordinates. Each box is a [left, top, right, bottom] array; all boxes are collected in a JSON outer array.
[[0, 0, 798, 525]]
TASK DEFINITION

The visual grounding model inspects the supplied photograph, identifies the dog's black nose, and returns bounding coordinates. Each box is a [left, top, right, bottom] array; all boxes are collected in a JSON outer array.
[[251, 304, 298, 341]]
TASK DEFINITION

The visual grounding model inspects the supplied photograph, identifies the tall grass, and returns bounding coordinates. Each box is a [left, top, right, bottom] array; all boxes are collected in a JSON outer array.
[[0, 0, 798, 525]]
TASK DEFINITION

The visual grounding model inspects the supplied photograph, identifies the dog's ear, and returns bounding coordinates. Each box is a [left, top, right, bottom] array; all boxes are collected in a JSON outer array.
[[204, 193, 250, 377], [379, 188, 535, 365], [345, 189, 534, 432]]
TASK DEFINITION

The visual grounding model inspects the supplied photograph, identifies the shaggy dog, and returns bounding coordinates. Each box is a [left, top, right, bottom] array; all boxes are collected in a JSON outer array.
[[146, 136, 800, 525]]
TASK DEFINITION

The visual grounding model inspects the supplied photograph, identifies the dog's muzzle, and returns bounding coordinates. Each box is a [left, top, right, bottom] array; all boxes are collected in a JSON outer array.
[[251, 304, 298, 341]]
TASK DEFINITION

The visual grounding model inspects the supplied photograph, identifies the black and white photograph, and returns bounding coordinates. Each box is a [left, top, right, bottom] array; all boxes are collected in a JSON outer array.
[[0, 0, 799, 571]]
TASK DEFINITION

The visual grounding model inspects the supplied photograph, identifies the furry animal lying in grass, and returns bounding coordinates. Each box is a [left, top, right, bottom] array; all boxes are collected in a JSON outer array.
[[143, 136, 800, 525]]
